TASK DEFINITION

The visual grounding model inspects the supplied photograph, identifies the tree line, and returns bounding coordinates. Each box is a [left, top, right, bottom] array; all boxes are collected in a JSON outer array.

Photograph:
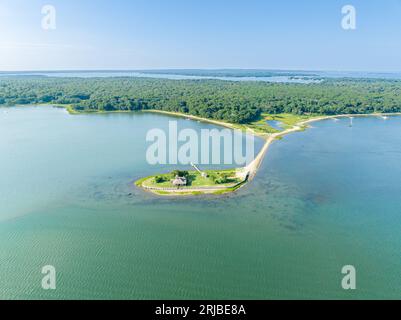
[[1, 76, 401, 123]]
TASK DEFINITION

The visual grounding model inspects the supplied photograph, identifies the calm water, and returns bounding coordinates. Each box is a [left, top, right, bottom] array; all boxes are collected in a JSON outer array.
[[0, 71, 318, 83], [0, 107, 400, 299], [3, 70, 401, 81], [267, 120, 284, 131]]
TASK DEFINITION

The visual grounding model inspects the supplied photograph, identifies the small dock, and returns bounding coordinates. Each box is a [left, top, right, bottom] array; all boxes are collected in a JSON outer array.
[[190, 162, 208, 178]]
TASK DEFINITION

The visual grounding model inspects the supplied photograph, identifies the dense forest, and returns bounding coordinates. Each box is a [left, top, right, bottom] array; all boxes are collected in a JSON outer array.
[[1, 76, 401, 124]]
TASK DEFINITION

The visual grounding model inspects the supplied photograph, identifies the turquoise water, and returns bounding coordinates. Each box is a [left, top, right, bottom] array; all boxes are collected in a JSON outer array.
[[0, 107, 400, 299]]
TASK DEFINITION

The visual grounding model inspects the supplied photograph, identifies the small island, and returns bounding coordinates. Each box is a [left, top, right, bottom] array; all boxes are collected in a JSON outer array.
[[134, 112, 317, 196], [135, 167, 249, 196]]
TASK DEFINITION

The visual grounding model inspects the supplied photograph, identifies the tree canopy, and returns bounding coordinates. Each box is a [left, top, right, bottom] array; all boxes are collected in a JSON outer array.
[[1, 76, 401, 123]]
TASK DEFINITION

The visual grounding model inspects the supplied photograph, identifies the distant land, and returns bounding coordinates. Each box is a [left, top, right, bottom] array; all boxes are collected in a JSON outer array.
[[2, 71, 401, 196], [2, 69, 401, 81], [2, 73, 401, 124]]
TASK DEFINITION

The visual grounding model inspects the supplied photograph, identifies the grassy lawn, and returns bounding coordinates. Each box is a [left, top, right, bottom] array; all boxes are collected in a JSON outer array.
[[140, 169, 241, 189], [264, 113, 317, 128], [242, 113, 319, 134]]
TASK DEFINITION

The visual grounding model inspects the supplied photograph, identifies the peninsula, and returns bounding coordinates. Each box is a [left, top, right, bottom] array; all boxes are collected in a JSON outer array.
[[135, 111, 401, 196], [2, 75, 401, 196]]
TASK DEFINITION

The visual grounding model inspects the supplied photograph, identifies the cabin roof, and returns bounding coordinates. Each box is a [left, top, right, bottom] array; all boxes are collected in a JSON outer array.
[[172, 176, 187, 186]]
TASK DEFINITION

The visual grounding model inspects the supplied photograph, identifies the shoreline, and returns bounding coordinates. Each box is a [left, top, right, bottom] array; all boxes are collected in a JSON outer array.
[[141, 109, 238, 130], [136, 110, 401, 195], [244, 112, 401, 180], [6, 104, 400, 196]]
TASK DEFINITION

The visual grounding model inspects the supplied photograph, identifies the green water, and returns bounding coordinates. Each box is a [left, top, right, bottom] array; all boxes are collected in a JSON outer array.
[[0, 107, 400, 299]]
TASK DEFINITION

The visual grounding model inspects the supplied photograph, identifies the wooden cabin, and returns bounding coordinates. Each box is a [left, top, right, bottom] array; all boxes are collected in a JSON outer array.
[[172, 176, 187, 187]]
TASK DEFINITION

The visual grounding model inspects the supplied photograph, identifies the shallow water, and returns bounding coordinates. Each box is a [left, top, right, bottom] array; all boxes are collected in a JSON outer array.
[[0, 107, 400, 299], [266, 120, 284, 131]]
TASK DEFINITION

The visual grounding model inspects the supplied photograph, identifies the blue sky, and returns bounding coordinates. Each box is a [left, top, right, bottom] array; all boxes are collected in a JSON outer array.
[[1, 0, 401, 71]]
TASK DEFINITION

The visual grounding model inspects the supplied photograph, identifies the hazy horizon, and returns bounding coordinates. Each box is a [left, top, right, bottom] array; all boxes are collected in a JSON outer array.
[[2, 68, 401, 74]]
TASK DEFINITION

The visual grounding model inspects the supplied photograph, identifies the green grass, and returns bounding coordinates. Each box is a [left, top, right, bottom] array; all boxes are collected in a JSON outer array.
[[234, 113, 313, 134], [212, 178, 248, 195], [135, 176, 152, 187], [138, 169, 241, 189], [264, 113, 317, 128], [241, 113, 319, 134], [244, 118, 279, 134], [138, 168, 247, 196]]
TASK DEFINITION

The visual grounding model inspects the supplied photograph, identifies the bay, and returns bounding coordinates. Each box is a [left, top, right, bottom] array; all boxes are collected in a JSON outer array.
[[0, 107, 400, 299]]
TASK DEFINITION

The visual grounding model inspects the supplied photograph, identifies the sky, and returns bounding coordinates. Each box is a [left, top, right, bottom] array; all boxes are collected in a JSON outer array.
[[1, 0, 401, 72]]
